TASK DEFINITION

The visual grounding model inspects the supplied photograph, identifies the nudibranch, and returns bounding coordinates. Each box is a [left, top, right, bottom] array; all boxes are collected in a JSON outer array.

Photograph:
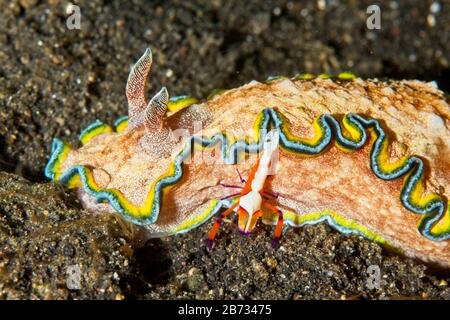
[[45, 48, 450, 267]]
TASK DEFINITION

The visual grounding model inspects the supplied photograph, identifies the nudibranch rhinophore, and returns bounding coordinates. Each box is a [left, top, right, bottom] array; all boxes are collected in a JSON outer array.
[[45, 48, 450, 267]]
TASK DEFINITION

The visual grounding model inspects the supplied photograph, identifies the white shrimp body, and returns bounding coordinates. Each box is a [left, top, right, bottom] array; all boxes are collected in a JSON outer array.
[[251, 130, 279, 192], [237, 130, 279, 231]]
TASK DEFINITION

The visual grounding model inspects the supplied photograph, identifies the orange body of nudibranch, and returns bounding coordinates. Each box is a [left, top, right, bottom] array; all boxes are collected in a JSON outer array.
[[206, 131, 284, 247]]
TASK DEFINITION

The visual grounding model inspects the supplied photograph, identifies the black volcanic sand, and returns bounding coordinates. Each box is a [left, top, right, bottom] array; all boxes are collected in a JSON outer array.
[[0, 0, 449, 299]]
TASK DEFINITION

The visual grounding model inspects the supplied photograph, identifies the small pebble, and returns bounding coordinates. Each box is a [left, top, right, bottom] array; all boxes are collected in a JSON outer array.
[[166, 69, 174, 78], [438, 279, 448, 287], [430, 2, 441, 14], [317, 0, 326, 11], [273, 7, 281, 16], [427, 14, 436, 27]]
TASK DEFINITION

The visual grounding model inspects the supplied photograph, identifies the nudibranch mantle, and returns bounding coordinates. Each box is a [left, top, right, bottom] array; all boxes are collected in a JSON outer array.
[[46, 48, 450, 267]]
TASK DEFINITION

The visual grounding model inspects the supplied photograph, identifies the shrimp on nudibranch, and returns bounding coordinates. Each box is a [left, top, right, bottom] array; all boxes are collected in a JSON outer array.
[[206, 130, 284, 249], [45, 47, 450, 268]]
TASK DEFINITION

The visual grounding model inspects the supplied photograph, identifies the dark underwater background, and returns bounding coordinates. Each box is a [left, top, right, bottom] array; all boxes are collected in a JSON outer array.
[[0, 0, 449, 299]]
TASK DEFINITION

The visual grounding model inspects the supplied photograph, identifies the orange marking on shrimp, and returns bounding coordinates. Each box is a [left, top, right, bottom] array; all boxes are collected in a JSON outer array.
[[206, 131, 283, 248]]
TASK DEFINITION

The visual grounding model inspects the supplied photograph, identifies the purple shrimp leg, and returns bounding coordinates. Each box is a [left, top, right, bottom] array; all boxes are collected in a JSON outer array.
[[236, 167, 246, 183], [219, 183, 243, 189], [220, 192, 241, 200], [218, 167, 246, 190]]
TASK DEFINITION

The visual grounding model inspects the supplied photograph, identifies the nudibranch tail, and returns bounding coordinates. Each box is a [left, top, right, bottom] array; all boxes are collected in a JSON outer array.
[[268, 109, 450, 241], [348, 115, 450, 241]]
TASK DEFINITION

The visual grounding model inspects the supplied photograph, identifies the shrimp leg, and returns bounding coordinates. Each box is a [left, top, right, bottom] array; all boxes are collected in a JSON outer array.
[[205, 202, 240, 249], [262, 202, 284, 247]]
